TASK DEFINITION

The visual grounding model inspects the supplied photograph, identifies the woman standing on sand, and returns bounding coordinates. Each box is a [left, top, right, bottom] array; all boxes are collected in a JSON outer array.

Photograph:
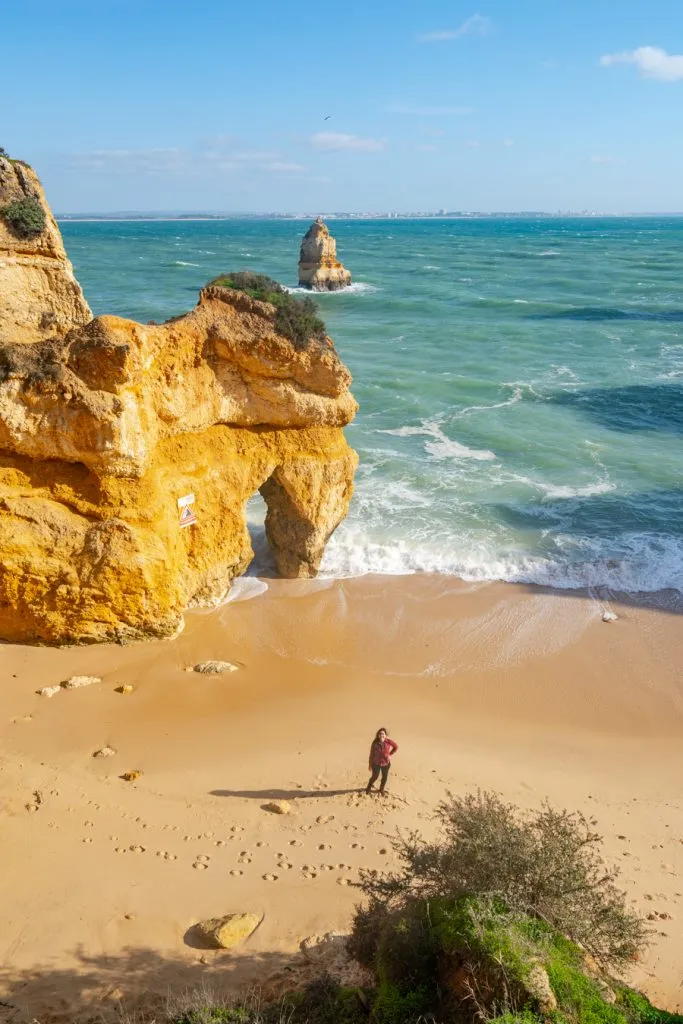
[[366, 728, 398, 795]]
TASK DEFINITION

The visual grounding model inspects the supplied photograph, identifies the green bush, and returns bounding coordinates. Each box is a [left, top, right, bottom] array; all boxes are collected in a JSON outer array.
[[1, 196, 46, 238], [617, 988, 683, 1024], [354, 790, 647, 971], [207, 271, 327, 350], [372, 980, 433, 1024]]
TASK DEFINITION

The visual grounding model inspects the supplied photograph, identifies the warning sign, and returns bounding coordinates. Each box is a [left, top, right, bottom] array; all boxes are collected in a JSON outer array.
[[177, 493, 197, 528], [179, 504, 197, 528]]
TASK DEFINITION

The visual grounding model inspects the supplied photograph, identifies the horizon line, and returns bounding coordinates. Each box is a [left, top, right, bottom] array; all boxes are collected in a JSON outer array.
[[55, 211, 683, 220]]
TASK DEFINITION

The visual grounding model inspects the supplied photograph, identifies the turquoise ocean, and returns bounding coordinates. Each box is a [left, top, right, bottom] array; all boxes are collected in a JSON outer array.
[[61, 218, 683, 596]]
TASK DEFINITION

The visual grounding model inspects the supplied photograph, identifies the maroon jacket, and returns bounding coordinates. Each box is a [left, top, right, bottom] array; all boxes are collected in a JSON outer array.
[[369, 737, 398, 768]]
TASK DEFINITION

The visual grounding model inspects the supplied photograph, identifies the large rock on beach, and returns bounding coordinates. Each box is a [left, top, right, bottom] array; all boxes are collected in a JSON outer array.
[[298, 218, 352, 291], [0, 156, 91, 344], [0, 162, 358, 645], [195, 912, 263, 949]]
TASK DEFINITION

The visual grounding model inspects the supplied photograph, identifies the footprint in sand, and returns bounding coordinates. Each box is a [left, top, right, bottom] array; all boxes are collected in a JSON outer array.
[[129, 845, 146, 854], [337, 878, 353, 886], [114, 847, 126, 854], [215, 840, 226, 847], [230, 825, 244, 833], [277, 860, 293, 870], [25, 790, 43, 813], [230, 869, 243, 877], [350, 843, 365, 850], [263, 873, 278, 882], [316, 815, 335, 825], [82, 837, 93, 844], [289, 840, 302, 847], [301, 866, 318, 879], [238, 857, 252, 865], [156, 851, 178, 861], [317, 843, 331, 850], [193, 862, 208, 870]]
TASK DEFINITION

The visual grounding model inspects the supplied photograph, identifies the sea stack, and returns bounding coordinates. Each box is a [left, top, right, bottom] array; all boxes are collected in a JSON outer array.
[[0, 161, 358, 645], [298, 217, 352, 291]]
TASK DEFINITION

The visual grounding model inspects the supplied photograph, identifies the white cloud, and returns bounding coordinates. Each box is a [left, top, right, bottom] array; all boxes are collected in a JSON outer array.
[[600, 45, 683, 81], [309, 132, 385, 152], [387, 103, 472, 116], [590, 155, 618, 164], [419, 14, 491, 42]]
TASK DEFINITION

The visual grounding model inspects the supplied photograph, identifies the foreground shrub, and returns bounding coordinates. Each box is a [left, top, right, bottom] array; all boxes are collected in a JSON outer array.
[[207, 271, 327, 350], [352, 790, 647, 971], [1, 196, 46, 238]]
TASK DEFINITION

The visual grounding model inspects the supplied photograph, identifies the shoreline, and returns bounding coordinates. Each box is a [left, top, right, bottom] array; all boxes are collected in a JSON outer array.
[[2, 573, 682, 1018]]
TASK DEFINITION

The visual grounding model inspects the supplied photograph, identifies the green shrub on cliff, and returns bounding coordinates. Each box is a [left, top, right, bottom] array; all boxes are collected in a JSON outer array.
[[1, 196, 46, 238], [207, 271, 327, 350], [351, 790, 647, 971]]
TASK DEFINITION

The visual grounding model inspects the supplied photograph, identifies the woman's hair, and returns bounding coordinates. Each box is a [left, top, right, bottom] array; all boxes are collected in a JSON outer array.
[[372, 727, 388, 744]]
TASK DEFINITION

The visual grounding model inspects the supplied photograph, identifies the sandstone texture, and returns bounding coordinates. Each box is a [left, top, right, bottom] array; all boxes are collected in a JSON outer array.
[[0, 169, 358, 645], [298, 218, 352, 291], [0, 157, 91, 344]]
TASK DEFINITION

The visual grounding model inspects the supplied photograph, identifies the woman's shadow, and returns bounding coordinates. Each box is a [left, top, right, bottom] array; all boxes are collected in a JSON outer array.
[[209, 787, 360, 801]]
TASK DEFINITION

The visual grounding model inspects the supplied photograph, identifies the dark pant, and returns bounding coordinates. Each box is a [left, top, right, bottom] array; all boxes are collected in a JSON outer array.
[[366, 764, 390, 793]]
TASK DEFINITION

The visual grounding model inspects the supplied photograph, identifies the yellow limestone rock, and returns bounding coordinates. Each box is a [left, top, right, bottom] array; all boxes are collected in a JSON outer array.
[[0, 164, 358, 645], [0, 157, 91, 344], [298, 218, 352, 291], [195, 912, 263, 949]]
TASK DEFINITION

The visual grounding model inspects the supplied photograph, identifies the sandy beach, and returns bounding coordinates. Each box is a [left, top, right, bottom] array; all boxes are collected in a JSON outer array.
[[1, 575, 682, 1021]]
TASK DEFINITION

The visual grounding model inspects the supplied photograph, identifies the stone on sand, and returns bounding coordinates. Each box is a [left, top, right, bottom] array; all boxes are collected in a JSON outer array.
[[192, 661, 239, 674], [121, 770, 142, 782], [195, 912, 263, 949], [93, 746, 116, 758], [601, 610, 618, 622], [116, 684, 134, 694], [263, 800, 291, 815], [62, 675, 102, 689], [37, 685, 61, 697]]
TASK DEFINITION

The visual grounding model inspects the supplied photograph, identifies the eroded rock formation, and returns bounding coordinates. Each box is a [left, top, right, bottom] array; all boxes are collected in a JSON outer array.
[[0, 171, 358, 645], [298, 218, 352, 291], [0, 157, 92, 344]]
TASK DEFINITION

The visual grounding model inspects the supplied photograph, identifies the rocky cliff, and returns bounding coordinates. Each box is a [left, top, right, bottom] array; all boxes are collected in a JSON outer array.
[[0, 156, 92, 344], [298, 218, 352, 291], [0, 172, 358, 645]]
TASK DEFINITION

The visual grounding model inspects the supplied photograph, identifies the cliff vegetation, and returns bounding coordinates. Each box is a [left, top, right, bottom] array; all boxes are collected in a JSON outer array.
[[208, 272, 327, 349]]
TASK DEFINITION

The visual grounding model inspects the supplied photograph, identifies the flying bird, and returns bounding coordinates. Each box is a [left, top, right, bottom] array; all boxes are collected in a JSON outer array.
[[323, 115, 331, 120]]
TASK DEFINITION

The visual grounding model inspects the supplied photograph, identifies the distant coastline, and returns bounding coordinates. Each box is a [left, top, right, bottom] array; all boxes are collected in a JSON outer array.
[[56, 211, 683, 222]]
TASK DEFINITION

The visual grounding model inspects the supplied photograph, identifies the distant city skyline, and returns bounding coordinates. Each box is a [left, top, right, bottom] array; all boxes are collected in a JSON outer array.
[[5, 0, 683, 213]]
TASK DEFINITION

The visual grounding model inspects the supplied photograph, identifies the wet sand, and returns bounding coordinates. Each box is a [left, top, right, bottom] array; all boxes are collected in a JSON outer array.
[[1, 574, 682, 1020]]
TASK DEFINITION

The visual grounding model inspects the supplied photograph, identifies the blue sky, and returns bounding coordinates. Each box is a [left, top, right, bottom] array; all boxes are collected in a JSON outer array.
[[4, 0, 683, 212]]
